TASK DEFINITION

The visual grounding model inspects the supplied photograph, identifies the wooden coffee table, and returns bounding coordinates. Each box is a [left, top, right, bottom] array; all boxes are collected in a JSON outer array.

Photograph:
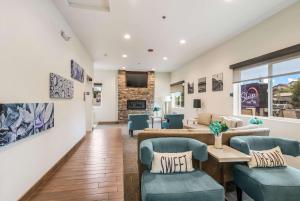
[[207, 145, 251, 193]]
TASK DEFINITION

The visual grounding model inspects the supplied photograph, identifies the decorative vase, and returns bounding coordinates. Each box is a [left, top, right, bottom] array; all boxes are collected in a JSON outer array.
[[214, 133, 223, 149]]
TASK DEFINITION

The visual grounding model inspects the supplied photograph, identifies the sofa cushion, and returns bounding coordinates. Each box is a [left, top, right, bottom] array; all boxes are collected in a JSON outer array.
[[197, 113, 212, 126], [211, 114, 224, 123], [230, 124, 258, 131], [142, 170, 224, 201], [234, 164, 300, 201], [151, 151, 194, 173]]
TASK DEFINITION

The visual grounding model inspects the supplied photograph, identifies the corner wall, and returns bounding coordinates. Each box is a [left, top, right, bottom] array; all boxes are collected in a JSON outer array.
[[0, 1, 93, 200], [171, 3, 300, 167]]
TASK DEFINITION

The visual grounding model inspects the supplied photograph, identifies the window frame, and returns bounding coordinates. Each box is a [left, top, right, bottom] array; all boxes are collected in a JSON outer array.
[[235, 55, 300, 121]]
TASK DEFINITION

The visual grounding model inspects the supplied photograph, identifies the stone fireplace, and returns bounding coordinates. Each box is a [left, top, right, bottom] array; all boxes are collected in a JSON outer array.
[[118, 70, 155, 122]]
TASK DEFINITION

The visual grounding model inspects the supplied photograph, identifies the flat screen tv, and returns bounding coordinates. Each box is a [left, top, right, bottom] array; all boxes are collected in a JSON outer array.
[[126, 71, 148, 88]]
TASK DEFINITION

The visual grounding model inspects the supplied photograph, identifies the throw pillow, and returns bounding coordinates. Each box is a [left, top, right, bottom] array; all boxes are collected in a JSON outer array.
[[151, 151, 194, 174], [248, 146, 287, 168], [197, 113, 212, 126], [211, 114, 224, 123]]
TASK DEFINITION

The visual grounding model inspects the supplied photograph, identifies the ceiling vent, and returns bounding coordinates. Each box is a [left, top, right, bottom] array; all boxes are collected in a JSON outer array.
[[66, 0, 110, 12]]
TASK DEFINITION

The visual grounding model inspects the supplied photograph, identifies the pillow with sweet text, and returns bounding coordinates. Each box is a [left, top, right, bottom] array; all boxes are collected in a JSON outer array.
[[151, 151, 194, 174]]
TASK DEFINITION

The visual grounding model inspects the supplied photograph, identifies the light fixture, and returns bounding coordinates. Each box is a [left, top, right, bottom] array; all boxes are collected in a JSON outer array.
[[124, 34, 131, 40], [179, 39, 186, 44], [225, 0, 232, 2], [122, 54, 128, 58], [163, 57, 168, 61], [151, 68, 155, 71], [121, 66, 126, 70]]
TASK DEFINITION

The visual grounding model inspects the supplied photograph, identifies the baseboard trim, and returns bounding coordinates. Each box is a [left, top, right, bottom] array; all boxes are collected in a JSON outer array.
[[96, 121, 120, 125], [19, 133, 87, 201]]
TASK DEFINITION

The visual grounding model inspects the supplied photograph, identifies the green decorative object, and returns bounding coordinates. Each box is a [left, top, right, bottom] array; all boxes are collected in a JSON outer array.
[[153, 106, 161, 117], [209, 121, 229, 136], [209, 121, 229, 149], [249, 117, 263, 125], [153, 106, 160, 112]]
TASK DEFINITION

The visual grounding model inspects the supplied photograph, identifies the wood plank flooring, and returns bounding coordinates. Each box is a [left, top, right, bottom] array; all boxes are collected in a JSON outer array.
[[29, 128, 124, 201]]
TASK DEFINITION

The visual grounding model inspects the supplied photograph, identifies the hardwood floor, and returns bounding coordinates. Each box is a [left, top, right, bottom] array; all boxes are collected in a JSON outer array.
[[29, 128, 124, 201]]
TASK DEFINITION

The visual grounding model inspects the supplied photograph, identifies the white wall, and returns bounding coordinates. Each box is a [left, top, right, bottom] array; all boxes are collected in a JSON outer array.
[[171, 3, 300, 167], [93, 70, 171, 122], [93, 69, 118, 122], [0, 1, 93, 201]]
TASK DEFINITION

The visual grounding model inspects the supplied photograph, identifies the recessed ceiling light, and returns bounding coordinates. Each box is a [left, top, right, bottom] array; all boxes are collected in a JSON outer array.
[[124, 34, 131, 40], [121, 66, 126, 70], [151, 68, 155, 71], [163, 57, 168, 61], [225, 0, 232, 2], [122, 54, 128, 58], [179, 39, 186, 44]]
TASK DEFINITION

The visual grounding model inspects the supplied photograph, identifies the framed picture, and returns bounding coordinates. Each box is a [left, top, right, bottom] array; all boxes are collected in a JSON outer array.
[[93, 83, 102, 106], [50, 73, 74, 99], [212, 73, 223, 91], [0, 103, 54, 147], [198, 77, 206, 93], [71, 60, 84, 83], [187, 82, 194, 94]]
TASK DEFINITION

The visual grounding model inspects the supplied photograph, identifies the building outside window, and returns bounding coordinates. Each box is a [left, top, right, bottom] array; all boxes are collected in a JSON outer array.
[[93, 83, 102, 106], [170, 81, 185, 108], [234, 56, 300, 120]]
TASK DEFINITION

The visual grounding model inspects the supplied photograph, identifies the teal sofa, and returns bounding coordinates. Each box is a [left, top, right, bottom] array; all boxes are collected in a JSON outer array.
[[230, 136, 300, 201], [140, 137, 224, 201], [162, 114, 184, 129], [128, 114, 149, 137]]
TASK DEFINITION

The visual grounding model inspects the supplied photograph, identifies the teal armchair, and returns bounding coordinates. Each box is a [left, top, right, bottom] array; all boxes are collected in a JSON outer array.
[[128, 114, 149, 137], [140, 137, 224, 201], [230, 136, 300, 201], [162, 114, 184, 129]]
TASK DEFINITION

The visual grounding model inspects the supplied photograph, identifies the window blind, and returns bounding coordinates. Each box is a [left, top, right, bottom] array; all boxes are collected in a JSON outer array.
[[170, 81, 184, 93], [233, 56, 300, 83]]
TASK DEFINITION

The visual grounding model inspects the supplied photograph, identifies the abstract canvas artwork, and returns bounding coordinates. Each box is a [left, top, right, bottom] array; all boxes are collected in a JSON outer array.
[[198, 77, 206, 93], [0, 103, 54, 147], [50, 73, 74, 99], [212, 73, 223, 91], [187, 82, 194, 94], [71, 60, 84, 83]]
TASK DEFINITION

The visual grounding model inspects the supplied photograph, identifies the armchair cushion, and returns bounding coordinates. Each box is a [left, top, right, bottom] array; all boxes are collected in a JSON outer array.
[[234, 164, 300, 201], [141, 170, 224, 201], [140, 138, 208, 169], [230, 136, 300, 157]]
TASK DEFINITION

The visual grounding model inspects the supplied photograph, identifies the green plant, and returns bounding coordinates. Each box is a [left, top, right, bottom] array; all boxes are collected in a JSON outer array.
[[209, 121, 229, 136], [249, 117, 263, 125], [153, 106, 160, 112]]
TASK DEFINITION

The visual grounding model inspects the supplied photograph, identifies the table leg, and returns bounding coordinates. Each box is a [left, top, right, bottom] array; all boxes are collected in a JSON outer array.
[[151, 118, 154, 128], [220, 163, 228, 201]]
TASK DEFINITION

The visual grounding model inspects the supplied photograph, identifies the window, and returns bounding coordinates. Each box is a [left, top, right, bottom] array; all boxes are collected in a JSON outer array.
[[170, 81, 185, 108], [234, 55, 300, 120], [93, 83, 102, 106]]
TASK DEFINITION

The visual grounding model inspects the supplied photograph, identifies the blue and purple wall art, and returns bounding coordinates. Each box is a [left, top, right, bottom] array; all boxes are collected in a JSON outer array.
[[0, 103, 54, 147]]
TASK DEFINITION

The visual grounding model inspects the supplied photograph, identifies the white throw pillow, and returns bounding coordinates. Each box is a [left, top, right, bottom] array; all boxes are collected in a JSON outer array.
[[248, 146, 287, 168], [151, 151, 194, 174], [211, 114, 224, 123], [197, 113, 212, 126]]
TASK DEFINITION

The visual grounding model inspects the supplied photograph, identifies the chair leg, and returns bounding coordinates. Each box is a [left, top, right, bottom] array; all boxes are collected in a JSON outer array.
[[129, 130, 133, 137], [236, 186, 242, 201]]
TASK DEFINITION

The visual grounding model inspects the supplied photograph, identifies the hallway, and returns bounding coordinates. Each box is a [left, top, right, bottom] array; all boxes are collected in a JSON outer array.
[[29, 128, 124, 201]]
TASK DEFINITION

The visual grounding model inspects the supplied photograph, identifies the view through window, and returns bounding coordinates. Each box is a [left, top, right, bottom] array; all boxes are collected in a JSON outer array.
[[237, 56, 300, 119], [170, 81, 185, 108], [93, 83, 102, 106]]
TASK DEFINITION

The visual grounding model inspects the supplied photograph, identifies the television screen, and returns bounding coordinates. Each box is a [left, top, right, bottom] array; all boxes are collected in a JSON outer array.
[[126, 71, 148, 88]]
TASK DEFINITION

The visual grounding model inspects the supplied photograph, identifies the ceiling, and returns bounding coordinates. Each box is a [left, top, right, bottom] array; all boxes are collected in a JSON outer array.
[[53, 0, 297, 72]]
